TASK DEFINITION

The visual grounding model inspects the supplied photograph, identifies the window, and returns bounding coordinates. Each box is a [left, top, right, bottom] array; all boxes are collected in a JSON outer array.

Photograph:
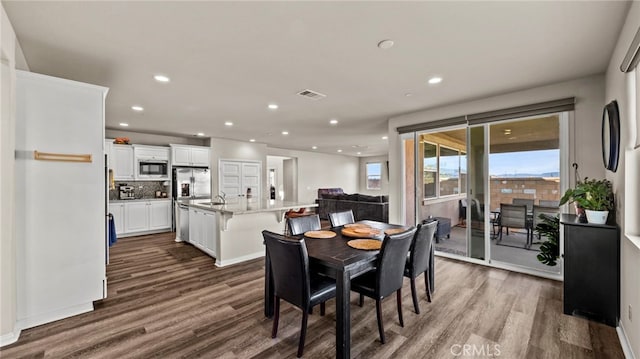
[[422, 140, 466, 200], [366, 162, 382, 190]]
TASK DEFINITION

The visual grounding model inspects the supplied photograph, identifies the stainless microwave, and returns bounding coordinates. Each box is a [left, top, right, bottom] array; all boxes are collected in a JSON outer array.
[[138, 159, 168, 179]]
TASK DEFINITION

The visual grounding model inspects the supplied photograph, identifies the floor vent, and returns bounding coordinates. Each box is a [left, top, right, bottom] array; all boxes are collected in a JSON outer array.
[[297, 89, 327, 100]]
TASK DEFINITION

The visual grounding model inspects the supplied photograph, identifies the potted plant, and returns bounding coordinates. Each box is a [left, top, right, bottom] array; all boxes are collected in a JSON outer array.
[[559, 178, 614, 224], [535, 214, 560, 266]]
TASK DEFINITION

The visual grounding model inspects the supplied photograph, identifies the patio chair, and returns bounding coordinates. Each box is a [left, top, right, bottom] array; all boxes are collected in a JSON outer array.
[[498, 203, 531, 248]]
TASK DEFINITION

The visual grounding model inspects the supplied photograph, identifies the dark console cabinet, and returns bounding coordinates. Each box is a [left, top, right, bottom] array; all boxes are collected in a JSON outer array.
[[561, 214, 619, 327]]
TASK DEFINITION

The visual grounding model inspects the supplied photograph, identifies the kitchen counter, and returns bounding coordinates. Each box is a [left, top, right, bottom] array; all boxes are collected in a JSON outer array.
[[110, 198, 171, 203], [178, 198, 317, 267]]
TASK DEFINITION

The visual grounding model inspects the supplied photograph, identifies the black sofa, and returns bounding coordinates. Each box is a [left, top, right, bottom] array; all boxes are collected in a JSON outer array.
[[315, 188, 389, 223]]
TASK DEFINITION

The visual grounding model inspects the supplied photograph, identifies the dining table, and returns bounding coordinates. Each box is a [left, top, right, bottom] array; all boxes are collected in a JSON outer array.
[[263, 220, 435, 359]]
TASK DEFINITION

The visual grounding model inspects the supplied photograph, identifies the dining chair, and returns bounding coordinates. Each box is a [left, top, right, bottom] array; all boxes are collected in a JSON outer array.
[[532, 205, 560, 240], [498, 203, 530, 248], [328, 210, 355, 227], [538, 199, 560, 207], [284, 209, 314, 235], [404, 221, 438, 314], [512, 198, 534, 213], [287, 214, 321, 236], [351, 227, 417, 344], [262, 230, 337, 358]]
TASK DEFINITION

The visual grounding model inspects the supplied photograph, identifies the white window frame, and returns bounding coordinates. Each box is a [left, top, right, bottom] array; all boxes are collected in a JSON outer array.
[[366, 162, 382, 190]]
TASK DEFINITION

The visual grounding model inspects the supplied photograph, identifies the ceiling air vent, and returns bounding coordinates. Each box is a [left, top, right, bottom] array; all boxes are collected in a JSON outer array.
[[297, 89, 327, 100]]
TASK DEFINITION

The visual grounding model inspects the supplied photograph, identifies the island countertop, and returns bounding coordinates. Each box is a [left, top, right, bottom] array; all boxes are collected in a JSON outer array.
[[179, 198, 318, 215]]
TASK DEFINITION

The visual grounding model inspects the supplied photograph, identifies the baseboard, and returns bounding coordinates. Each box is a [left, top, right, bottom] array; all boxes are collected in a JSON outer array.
[[17, 302, 94, 331], [0, 326, 21, 347], [617, 323, 636, 359], [215, 252, 264, 267]]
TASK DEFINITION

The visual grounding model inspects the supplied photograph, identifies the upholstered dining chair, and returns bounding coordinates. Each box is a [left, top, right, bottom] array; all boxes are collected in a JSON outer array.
[[498, 203, 530, 248], [328, 210, 355, 227], [262, 231, 337, 357], [287, 214, 321, 236], [404, 221, 438, 314], [350, 227, 416, 344]]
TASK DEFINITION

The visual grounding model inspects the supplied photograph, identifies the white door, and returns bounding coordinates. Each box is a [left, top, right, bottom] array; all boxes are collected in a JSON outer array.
[[219, 160, 262, 199], [108, 203, 125, 235], [220, 161, 242, 198], [125, 202, 149, 233], [112, 145, 134, 180], [149, 200, 171, 230]]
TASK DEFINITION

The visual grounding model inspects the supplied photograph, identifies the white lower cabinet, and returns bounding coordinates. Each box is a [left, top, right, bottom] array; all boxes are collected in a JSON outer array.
[[109, 200, 172, 236], [188, 208, 217, 257]]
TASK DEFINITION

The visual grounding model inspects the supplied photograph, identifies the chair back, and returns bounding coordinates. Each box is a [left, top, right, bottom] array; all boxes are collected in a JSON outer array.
[[538, 200, 559, 207], [512, 198, 534, 213], [328, 210, 355, 227], [288, 214, 321, 236], [408, 221, 437, 277], [532, 205, 560, 229], [376, 227, 417, 298], [500, 203, 528, 228], [262, 230, 310, 308]]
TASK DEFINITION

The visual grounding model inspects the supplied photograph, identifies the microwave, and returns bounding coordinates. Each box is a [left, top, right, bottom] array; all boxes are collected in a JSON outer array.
[[137, 159, 168, 179]]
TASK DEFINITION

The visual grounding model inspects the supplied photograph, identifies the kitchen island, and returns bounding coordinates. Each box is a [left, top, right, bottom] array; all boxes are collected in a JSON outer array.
[[178, 198, 318, 266]]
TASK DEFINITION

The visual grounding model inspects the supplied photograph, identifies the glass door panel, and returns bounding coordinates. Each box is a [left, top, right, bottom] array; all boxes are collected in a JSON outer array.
[[468, 126, 486, 260]]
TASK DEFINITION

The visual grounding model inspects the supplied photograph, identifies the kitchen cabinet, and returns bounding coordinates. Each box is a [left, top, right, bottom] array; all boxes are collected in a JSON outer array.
[[561, 214, 619, 327], [134, 145, 170, 161], [171, 144, 210, 167], [109, 203, 125, 234], [188, 208, 217, 257], [112, 144, 134, 180], [115, 199, 172, 236]]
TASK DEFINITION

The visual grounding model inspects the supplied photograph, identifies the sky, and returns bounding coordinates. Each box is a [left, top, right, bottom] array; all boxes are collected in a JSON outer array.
[[489, 149, 560, 176]]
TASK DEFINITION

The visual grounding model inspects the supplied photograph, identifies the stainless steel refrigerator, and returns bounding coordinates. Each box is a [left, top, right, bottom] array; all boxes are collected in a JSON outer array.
[[173, 167, 211, 199]]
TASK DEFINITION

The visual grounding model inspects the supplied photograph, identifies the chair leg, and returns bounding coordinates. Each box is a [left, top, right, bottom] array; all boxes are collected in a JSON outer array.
[[359, 293, 364, 307], [320, 302, 325, 316], [498, 226, 503, 243], [297, 311, 309, 358], [397, 289, 404, 327], [410, 277, 420, 314], [376, 299, 386, 344], [272, 296, 280, 338], [425, 271, 432, 302], [308, 307, 313, 315]]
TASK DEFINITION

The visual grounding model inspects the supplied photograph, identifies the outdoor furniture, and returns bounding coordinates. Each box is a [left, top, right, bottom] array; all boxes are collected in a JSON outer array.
[[328, 210, 355, 227], [262, 231, 337, 357], [404, 221, 438, 314], [422, 216, 451, 243], [264, 220, 418, 358], [351, 227, 416, 344], [498, 203, 532, 248], [512, 198, 534, 213], [539, 199, 560, 207]]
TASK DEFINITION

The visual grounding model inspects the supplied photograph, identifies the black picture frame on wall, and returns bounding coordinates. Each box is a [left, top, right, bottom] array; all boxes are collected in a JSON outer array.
[[602, 100, 621, 172]]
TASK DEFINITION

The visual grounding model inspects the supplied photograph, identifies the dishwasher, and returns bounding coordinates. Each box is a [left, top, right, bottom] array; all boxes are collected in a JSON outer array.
[[178, 203, 189, 242]]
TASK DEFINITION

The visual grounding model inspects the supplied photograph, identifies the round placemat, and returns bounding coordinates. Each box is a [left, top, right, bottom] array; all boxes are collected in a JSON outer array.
[[344, 223, 370, 229], [347, 239, 382, 250], [304, 230, 336, 239], [384, 228, 409, 235]]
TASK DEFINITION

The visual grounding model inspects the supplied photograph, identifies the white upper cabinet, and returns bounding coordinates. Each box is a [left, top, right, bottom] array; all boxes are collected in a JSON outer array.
[[134, 145, 170, 161], [171, 144, 210, 167], [112, 144, 134, 180]]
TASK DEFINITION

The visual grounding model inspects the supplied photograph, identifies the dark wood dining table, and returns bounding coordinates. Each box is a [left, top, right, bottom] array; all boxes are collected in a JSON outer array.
[[263, 220, 435, 359]]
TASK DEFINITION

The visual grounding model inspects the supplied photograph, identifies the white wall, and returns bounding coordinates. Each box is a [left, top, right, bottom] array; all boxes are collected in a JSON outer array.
[[267, 147, 359, 204], [605, 2, 640, 357], [0, 2, 26, 345], [358, 155, 389, 195], [388, 75, 606, 224]]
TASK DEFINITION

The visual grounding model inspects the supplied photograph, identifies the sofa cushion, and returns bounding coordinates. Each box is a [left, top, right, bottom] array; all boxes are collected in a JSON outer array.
[[318, 188, 344, 198]]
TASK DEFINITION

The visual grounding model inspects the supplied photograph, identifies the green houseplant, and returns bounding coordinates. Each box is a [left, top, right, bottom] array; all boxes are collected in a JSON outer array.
[[559, 178, 614, 224], [535, 214, 560, 266]]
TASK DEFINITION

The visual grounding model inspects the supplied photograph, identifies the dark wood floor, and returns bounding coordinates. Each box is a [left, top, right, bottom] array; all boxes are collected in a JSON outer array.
[[2, 232, 623, 358]]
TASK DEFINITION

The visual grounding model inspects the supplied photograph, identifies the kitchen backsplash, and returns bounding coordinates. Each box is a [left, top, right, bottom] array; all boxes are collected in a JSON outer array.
[[110, 181, 170, 200]]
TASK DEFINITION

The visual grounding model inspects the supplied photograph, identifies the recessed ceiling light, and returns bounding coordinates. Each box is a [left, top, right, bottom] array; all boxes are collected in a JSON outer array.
[[131, 105, 144, 112], [377, 39, 394, 49], [312, 146, 318, 150], [382, 136, 388, 140], [268, 104, 279, 110], [154, 74, 170, 83], [249, 139, 256, 142], [428, 76, 443, 85], [405, 93, 413, 97], [329, 119, 339, 125], [119, 123, 129, 127], [224, 121, 233, 126], [281, 131, 289, 135], [357, 152, 362, 155], [196, 132, 205, 137], [337, 149, 343, 153]]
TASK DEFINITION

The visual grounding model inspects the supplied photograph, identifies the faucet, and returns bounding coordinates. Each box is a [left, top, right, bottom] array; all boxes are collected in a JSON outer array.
[[213, 192, 226, 205]]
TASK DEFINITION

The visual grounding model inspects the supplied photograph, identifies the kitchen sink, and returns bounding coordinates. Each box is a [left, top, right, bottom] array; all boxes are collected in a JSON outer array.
[[202, 202, 225, 206]]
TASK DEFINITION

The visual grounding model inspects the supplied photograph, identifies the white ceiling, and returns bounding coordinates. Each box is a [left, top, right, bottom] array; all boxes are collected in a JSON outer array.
[[3, 1, 630, 157]]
